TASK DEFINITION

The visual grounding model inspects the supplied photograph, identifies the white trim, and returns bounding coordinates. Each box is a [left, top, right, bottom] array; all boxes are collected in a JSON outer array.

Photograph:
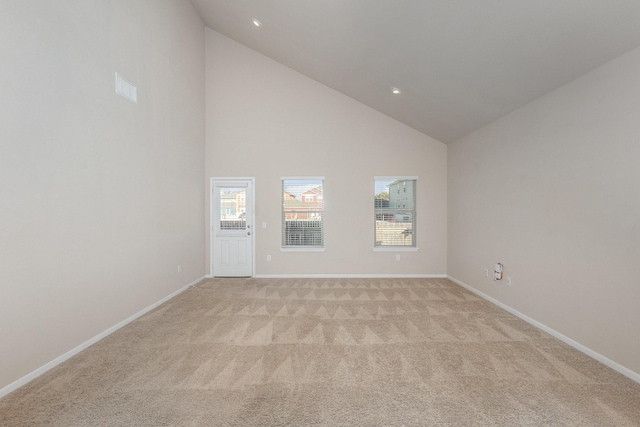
[[210, 179, 214, 276], [0, 275, 206, 400], [254, 274, 446, 279], [447, 275, 640, 385], [280, 247, 326, 252], [373, 247, 419, 252]]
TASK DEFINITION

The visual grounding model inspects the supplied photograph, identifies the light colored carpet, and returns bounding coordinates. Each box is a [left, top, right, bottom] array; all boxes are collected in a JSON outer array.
[[1, 278, 639, 426]]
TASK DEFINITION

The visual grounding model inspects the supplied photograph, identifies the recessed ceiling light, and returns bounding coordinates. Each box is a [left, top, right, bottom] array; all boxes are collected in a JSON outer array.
[[252, 18, 262, 27], [391, 87, 401, 95]]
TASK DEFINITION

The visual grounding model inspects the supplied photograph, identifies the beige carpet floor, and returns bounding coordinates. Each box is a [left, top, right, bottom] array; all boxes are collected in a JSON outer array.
[[1, 278, 639, 426]]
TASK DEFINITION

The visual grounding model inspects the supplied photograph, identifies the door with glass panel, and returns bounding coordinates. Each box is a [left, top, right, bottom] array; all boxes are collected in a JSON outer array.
[[211, 179, 253, 277]]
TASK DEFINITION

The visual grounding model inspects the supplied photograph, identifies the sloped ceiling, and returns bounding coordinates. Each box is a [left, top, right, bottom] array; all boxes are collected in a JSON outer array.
[[191, 0, 640, 143]]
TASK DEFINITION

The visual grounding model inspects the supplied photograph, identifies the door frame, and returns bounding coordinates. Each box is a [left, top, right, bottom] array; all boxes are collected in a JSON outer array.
[[210, 177, 256, 277]]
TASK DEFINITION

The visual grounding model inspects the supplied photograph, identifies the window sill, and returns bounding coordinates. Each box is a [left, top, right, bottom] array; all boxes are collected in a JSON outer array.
[[281, 247, 326, 252], [373, 247, 419, 252]]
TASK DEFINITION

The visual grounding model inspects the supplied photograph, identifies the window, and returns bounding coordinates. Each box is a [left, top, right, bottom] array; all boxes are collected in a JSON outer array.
[[282, 178, 324, 248], [374, 177, 417, 248], [217, 188, 246, 230]]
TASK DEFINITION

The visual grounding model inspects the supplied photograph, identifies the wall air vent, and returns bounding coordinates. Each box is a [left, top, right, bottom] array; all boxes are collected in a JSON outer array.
[[115, 72, 137, 103]]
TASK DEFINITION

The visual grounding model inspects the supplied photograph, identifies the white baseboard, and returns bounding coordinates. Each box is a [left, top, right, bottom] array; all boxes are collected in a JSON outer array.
[[447, 275, 640, 385], [0, 275, 206, 400], [253, 274, 447, 279]]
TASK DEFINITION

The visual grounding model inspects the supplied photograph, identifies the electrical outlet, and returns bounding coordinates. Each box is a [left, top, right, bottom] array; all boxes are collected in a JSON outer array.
[[507, 276, 512, 286], [395, 254, 401, 261], [267, 255, 271, 262], [484, 269, 489, 277], [177, 264, 182, 273]]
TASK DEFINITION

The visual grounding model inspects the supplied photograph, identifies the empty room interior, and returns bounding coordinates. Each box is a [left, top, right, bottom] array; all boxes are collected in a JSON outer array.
[[1, 0, 640, 425]]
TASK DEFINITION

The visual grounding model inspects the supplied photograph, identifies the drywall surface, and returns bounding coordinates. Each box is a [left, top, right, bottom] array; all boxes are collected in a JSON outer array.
[[448, 46, 640, 375], [0, 0, 205, 391], [205, 29, 447, 276]]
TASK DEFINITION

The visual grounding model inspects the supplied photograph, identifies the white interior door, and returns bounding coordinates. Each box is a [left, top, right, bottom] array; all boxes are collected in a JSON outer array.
[[211, 179, 254, 277]]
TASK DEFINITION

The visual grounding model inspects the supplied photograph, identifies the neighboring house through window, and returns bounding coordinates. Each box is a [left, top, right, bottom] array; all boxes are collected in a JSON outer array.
[[282, 178, 324, 249], [374, 177, 417, 248]]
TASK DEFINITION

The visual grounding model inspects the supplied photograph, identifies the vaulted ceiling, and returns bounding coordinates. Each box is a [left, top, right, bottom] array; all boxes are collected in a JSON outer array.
[[190, 0, 640, 143]]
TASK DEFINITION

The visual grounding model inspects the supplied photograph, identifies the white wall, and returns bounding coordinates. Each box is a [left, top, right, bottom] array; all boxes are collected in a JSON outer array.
[[0, 0, 205, 391], [448, 47, 640, 375], [205, 29, 447, 276]]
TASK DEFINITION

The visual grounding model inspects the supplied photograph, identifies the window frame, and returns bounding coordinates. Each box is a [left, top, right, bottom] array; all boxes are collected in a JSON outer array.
[[281, 176, 326, 252], [373, 176, 418, 251]]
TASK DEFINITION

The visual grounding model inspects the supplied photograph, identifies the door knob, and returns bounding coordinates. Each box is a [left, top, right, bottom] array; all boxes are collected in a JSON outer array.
[[247, 232, 251, 235]]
